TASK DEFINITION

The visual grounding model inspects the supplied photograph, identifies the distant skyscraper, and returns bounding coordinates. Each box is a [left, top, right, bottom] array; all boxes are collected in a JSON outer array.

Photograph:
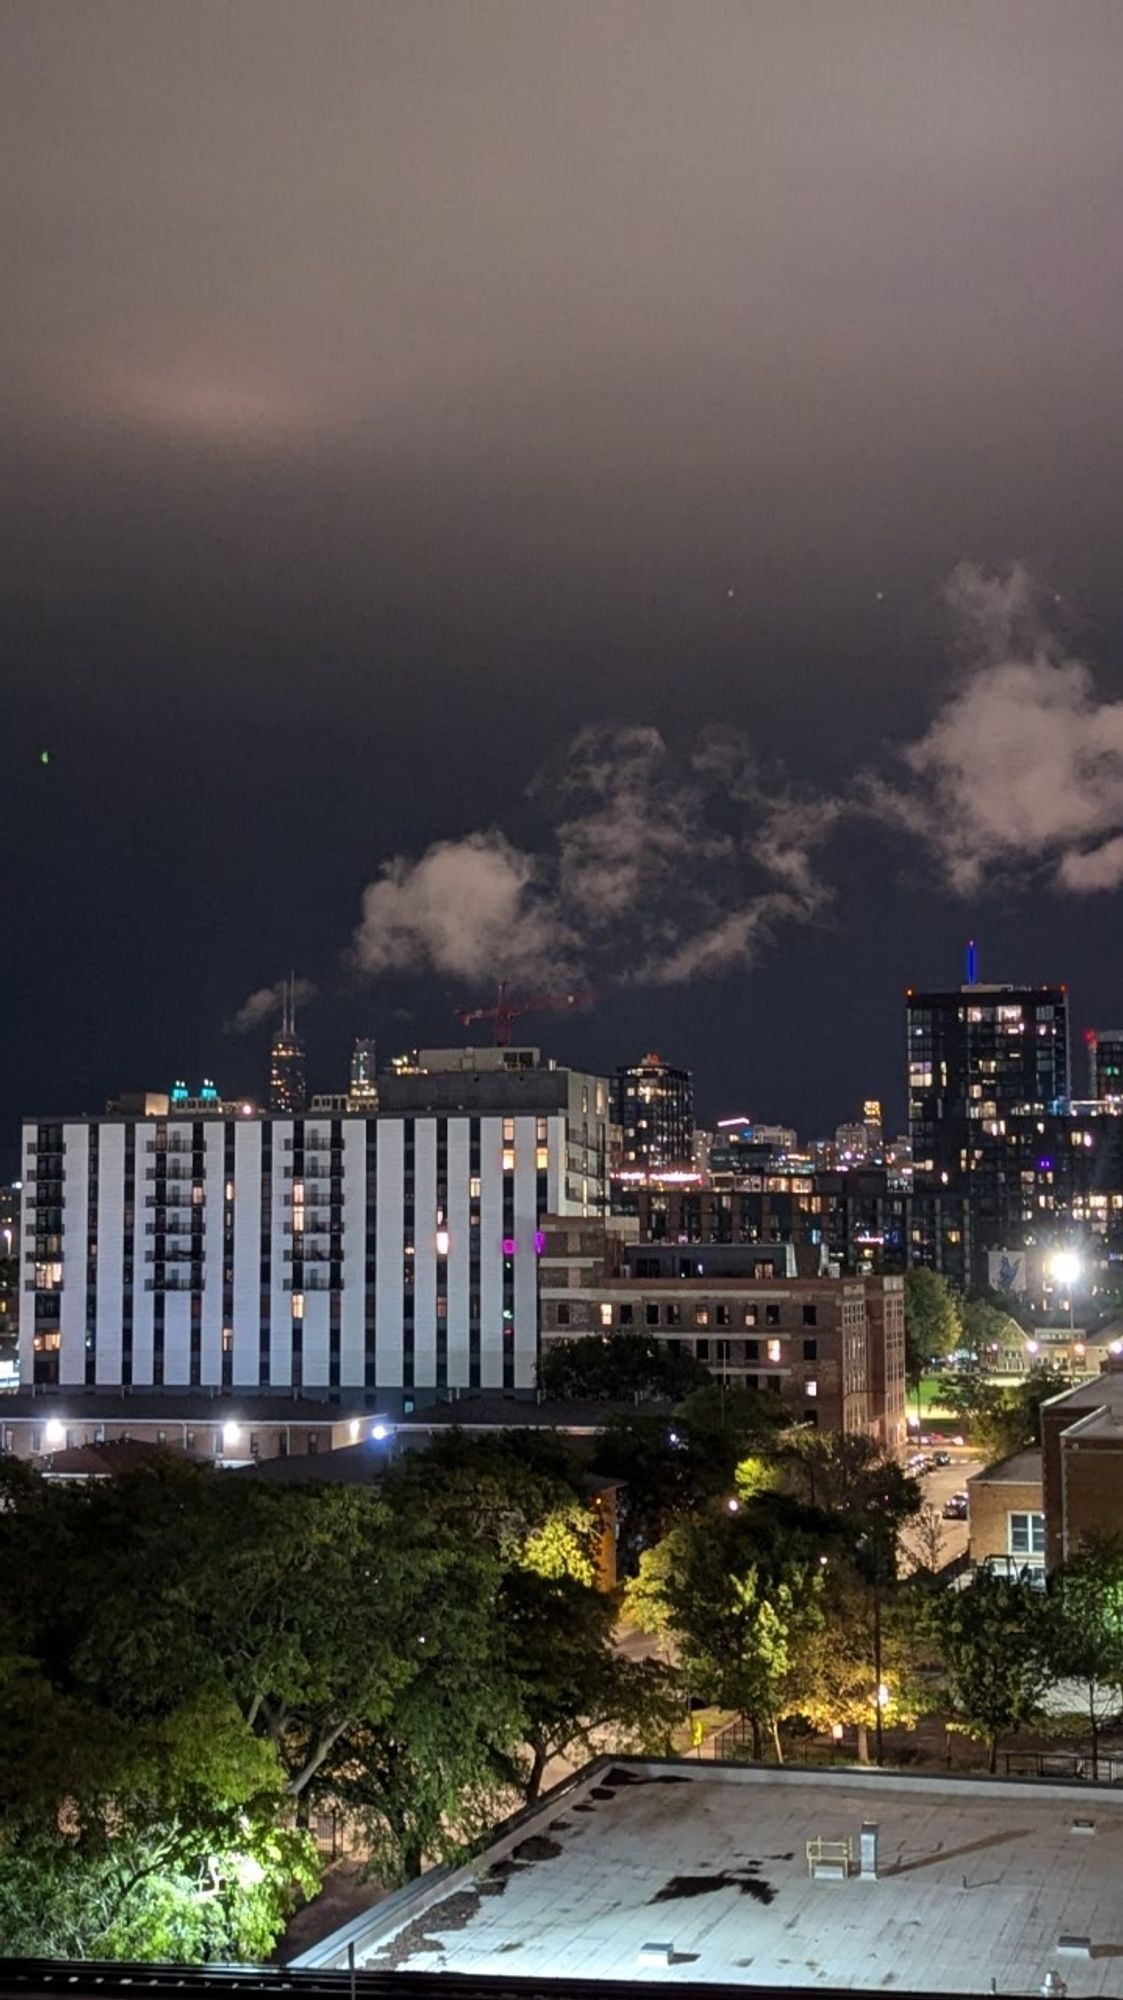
[[907, 979, 1069, 1282], [613, 1053, 694, 1172], [349, 1036, 378, 1106], [269, 974, 307, 1115], [1086, 1028, 1123, 1102]]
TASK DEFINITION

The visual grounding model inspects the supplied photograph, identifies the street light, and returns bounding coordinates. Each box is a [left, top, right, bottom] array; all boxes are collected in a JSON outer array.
[[1051, 1249, 1081, 1335]]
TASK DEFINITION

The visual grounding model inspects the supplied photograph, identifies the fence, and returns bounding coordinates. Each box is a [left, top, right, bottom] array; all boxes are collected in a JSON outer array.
[[1002, 1749, 1123, 1785]]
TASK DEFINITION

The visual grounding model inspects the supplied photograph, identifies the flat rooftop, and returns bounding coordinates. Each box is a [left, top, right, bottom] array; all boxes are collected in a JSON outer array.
[[297, 1759, 1123, 1994]]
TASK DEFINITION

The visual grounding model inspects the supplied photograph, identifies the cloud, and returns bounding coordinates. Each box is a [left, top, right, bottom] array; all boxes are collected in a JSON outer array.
[[228, 976, 315, 1033], [353, 830, 576, 985], [341, 565, 1123, 1007], [352, 727, 837, 992], [877, 564, 1123, 894]]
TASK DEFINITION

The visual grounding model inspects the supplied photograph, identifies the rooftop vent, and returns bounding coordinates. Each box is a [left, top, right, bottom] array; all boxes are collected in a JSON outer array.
[[1070, 1817, 1095, 1834]]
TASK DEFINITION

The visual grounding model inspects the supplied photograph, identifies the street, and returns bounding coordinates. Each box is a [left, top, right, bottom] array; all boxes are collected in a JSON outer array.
[[908, 1452, 982, 1568]]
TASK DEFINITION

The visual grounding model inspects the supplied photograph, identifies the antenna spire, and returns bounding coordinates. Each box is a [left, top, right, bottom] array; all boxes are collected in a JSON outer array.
[[965, 938, 978, 986]]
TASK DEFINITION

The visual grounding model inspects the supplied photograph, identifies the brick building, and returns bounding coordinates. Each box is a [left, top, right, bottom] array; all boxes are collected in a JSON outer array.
[[538, 1219, 907, 1453], [967, 1366, 1123, 1574], [965, 1449, 1046, 1574]]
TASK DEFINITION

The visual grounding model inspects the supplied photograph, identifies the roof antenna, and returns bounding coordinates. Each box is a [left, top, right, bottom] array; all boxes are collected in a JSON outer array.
[[965, 938, 978, 987]]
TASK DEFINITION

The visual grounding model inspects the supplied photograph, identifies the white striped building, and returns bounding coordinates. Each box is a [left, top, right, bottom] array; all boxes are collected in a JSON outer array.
[[20, 1053, 611, 1408]]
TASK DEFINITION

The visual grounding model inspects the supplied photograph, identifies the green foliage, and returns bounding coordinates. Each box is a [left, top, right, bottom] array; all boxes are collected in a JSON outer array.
[[634, 1505, 825, 1758], [959, 1295, 1023, 1359], [940, 1364, 1068, 1463], [494, 1569, 681, 1801], [539, 1332, 709, 1402], [1047, 1535, 1123, 1766], [903, 1268, 962, 1385], [926, 1578, 1052, 1769], [521, 1503, 598, 1586], [593, 1388, 785, 1567]]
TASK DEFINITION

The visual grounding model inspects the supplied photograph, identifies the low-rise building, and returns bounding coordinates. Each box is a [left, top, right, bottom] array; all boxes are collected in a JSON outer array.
[[966, 1448, 1045, 1575], [0, 1391, 378, 1466], [294, 1754, 1123, 1992], [539, 1219, 906, 1452]]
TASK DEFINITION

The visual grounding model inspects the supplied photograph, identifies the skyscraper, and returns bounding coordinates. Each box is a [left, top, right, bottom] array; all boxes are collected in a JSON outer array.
[[1085, 1028, 1123, 1103], [348, 1037, 378, 1106], [907, 980, 1069, 1283], [613, 1053, 694, 1173], [269, 975, 307, 1115]]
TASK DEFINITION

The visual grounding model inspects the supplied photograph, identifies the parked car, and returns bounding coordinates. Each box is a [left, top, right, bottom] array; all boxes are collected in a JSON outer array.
[[932, 1450, 952, 1467], [942, 1492, 968, 1520]]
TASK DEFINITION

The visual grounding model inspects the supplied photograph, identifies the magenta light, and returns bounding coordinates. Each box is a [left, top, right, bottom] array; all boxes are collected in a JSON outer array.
[[502, 1237, 517, 1256], [534, 1230, 546, 1254]]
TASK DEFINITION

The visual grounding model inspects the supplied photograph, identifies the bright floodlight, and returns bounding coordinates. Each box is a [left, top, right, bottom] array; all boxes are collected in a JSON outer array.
[[370, 1421, 391, 1442], [1052, 1249, 1081, 1288], [44, 1417, 65, 1448], [222, 1420, 241, 1446]]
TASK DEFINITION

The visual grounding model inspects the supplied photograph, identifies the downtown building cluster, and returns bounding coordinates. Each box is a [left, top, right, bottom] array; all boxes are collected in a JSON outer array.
[[11, 965, 1123, 1462]]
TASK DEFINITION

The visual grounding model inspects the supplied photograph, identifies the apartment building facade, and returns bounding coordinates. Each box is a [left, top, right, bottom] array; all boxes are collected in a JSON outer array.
[[20, 1053, 611, 1406], [538, 1219, 907, 1451]]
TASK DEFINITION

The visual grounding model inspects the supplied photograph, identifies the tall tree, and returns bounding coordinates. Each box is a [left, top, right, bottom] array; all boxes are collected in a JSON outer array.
[[903, 1268, 961, 1393], [926, 1578, 1051, 1771], [638, 1506, 825, 1760], [1047, 1535, 1123, 1778], [492, 1569, 680, 1802]]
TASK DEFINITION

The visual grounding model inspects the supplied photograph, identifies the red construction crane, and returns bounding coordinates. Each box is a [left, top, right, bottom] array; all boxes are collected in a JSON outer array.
[[454, 980, 592, 1048]]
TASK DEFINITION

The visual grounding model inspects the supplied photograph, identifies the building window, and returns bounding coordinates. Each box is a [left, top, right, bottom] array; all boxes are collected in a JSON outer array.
[[620, 1303, 634, 1326], [536, 1147, 549, 1171], [803, 1305, 818, 1327], [600, 1303, 613, 1328], [469, 1176, 481, 1198], [694, 1306, 709, 1327], [502, 1149, 515, 1172], [503, 1119, 515, 1143], [292, 1292, 304, 1319], [766, 1337, 781, 1363], [1009, 1511, 1045, 1556], [556, 1302, 570, 1326], [803, 1338, 818, 1360], [743, 1307, 758, 1328], [665, 1304, 681, 1328], [766, 1303, 781, 1328], [646, 1304, 659, 1326], [805, 1379, 818, 1398]]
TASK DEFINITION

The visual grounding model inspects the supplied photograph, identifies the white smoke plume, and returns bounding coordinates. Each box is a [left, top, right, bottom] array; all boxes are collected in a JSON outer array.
[[348, 564, 1123, 1002], [228, 975, 316, 1033], [876, 563, 1123, 893], [352, 725, 836, 989]]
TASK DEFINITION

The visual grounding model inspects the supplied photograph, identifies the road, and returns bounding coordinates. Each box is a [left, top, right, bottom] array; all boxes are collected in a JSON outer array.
[[908, 1451, 982, 1568]]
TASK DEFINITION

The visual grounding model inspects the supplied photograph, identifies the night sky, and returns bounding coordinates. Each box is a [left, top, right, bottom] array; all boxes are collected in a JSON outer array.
[[5, 3, 1123, 1175]]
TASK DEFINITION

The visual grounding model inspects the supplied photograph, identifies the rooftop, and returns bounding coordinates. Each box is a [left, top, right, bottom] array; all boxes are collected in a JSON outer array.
[[296, 1757, 1123, 1995], [967, 1448, 1043, 1485]]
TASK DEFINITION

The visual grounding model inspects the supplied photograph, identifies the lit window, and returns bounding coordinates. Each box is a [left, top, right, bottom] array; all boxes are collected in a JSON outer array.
[[503, 1119, 515, 1143], [537, 1118, 548, 1142], [469, 1177, 481, 1198], [600, 1303, 613, 1327], [694, 1306, 709, 1327], [536, 1147, 549, 1171], [502, 1149, 515, 1172], [805, 1379, 818, 1398], [292, 1292, 304, 1319], [222, 1327, 234, 1353], [767, 1337, 781, 1363]]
